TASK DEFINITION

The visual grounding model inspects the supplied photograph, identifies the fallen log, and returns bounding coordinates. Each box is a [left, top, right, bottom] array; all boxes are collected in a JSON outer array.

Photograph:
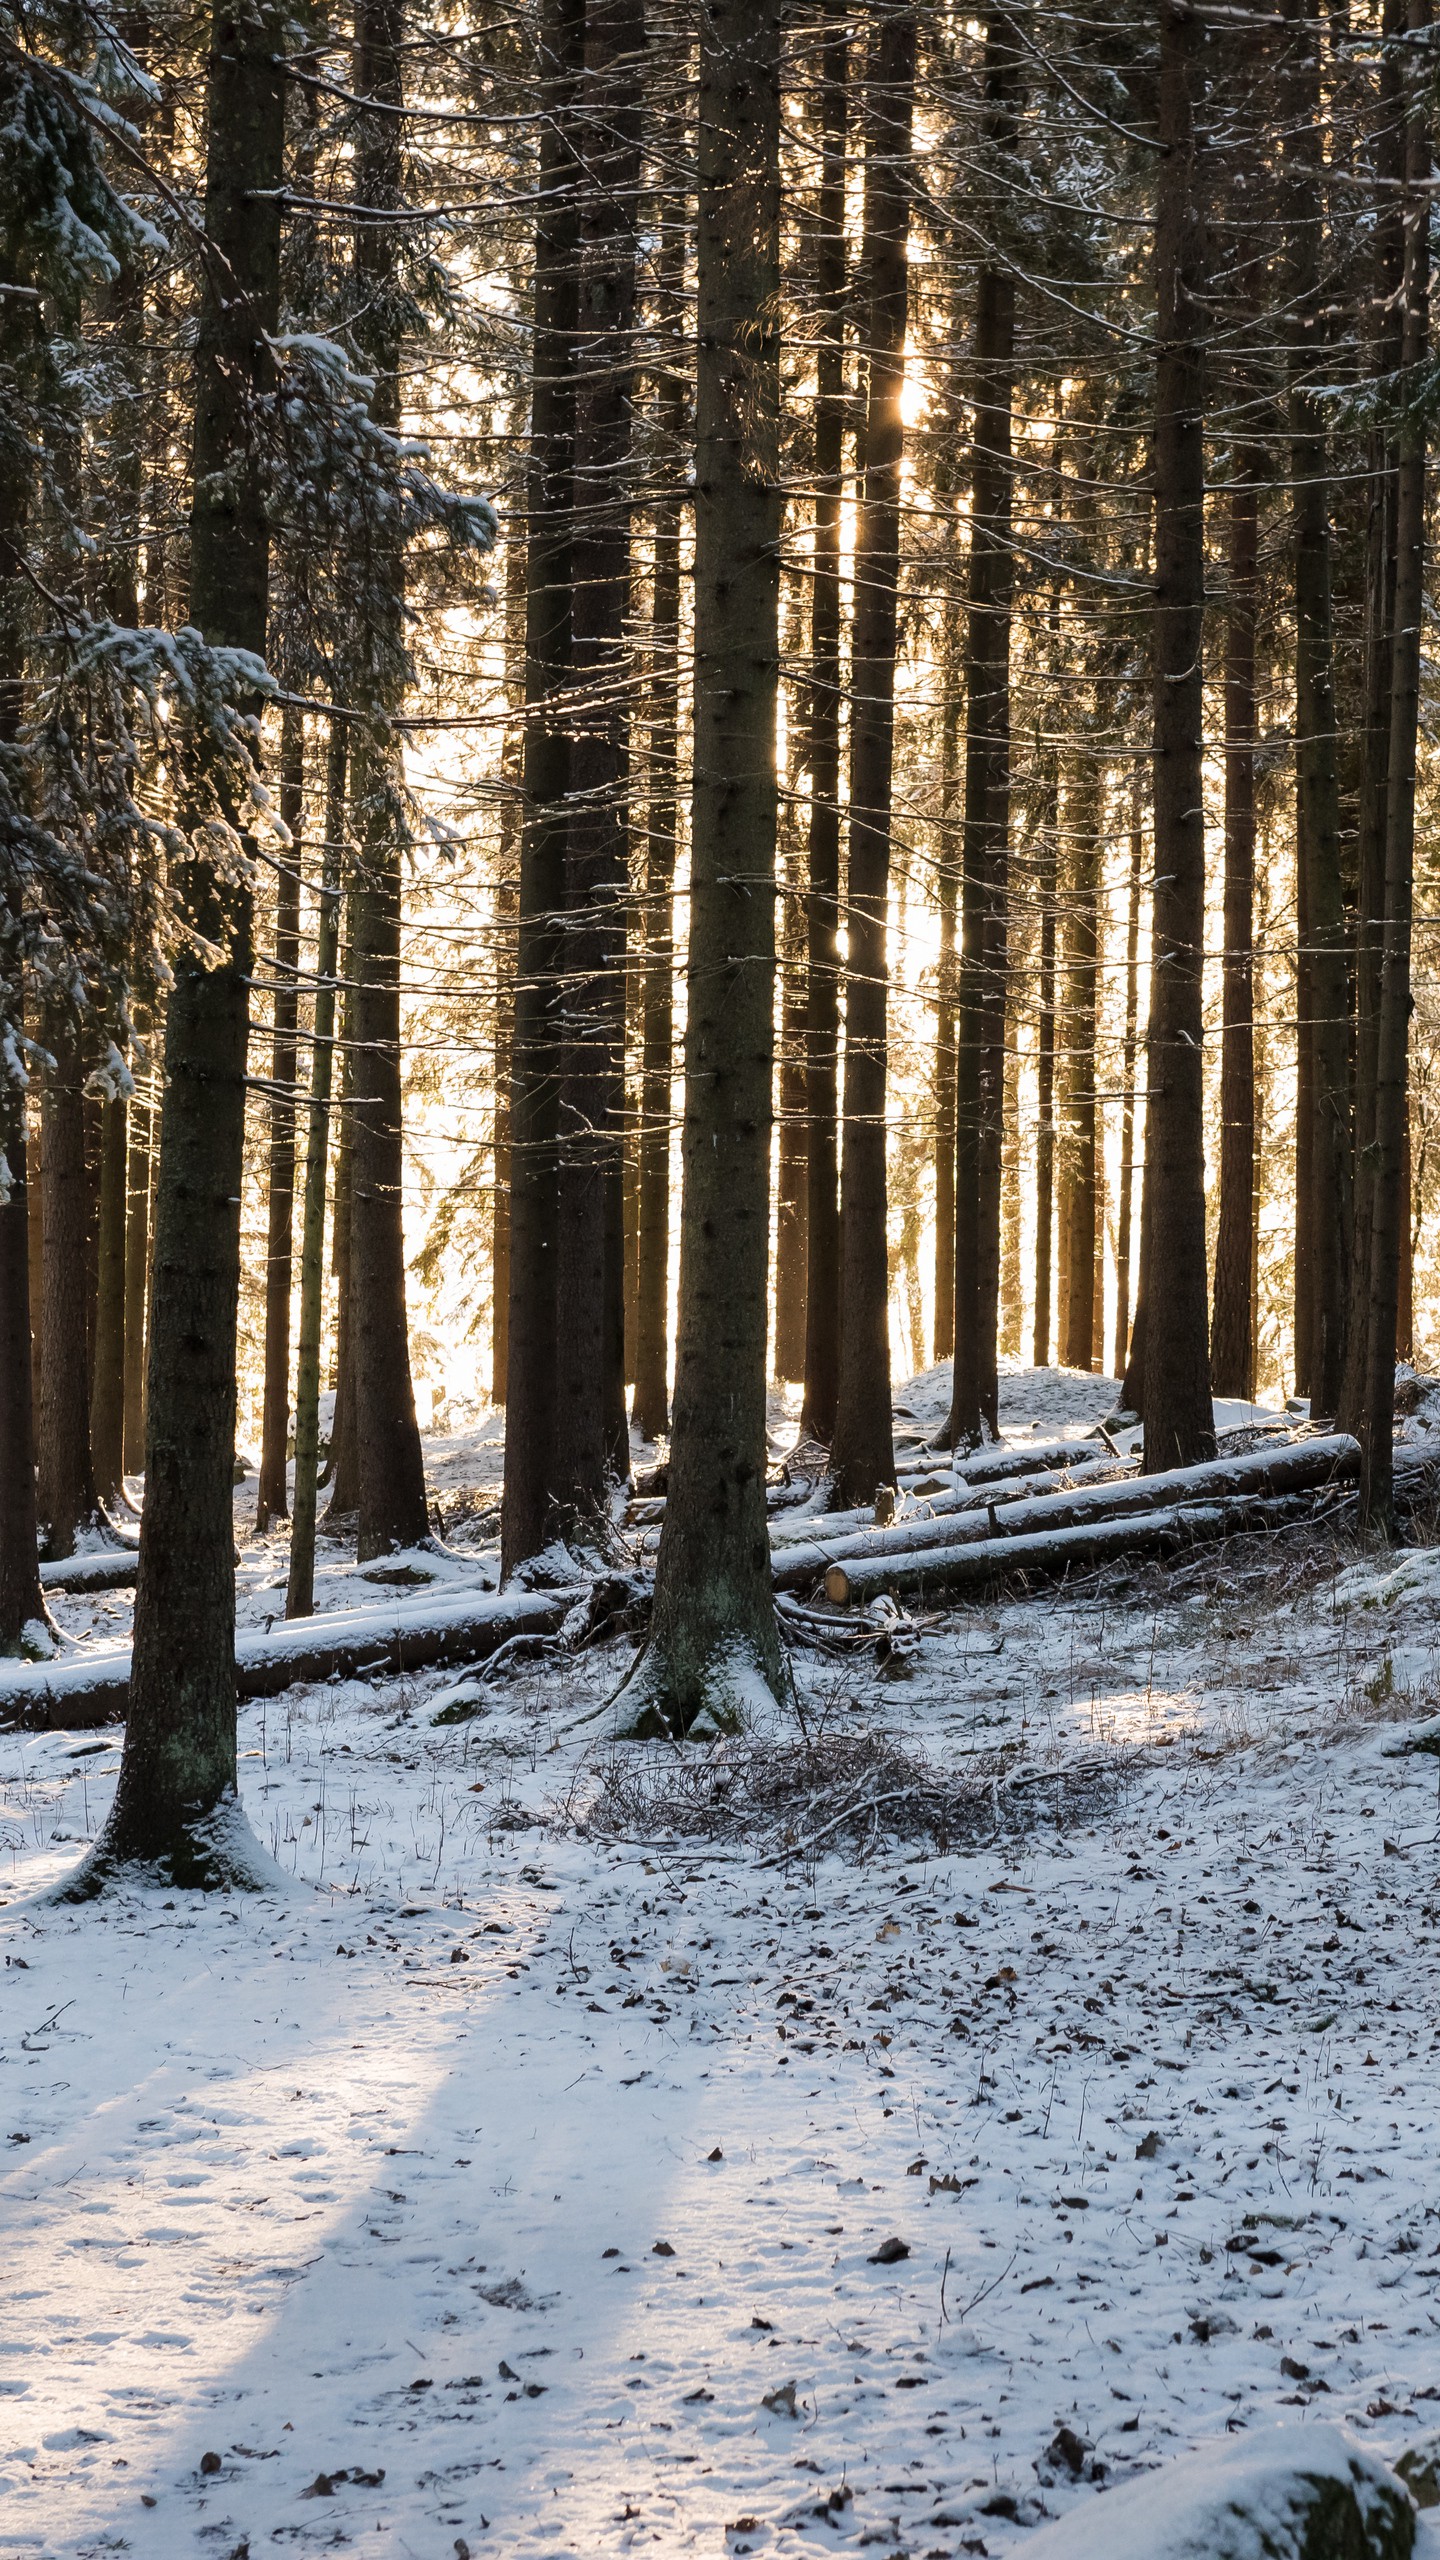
[[823, 1492, 1327, 1606], [767, 1443, 1120, 1553], [0, 1586, 569, 1731], [39, 1551, 142, 1594], [775, 1434, 1358, 1593]]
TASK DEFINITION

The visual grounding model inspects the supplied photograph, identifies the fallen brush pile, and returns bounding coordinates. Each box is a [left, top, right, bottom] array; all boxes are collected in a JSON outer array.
[[563, 1725, 1136, 1861]]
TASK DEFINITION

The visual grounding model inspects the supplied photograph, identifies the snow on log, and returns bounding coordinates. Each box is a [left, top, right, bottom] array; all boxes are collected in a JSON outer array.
[[39, 1552, 141, 1594], [1021, 2422, 1414, 2560], [776, 1434, 1357, 1593], [0, 1587, 569, 1730], [767, 1448, 1121, 1555], [823, 1491, 1325, 1606]]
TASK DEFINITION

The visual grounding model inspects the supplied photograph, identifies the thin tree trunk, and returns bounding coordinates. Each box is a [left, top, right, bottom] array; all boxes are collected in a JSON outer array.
[[286, 727, 346, 1619], [946, 8, 1016, 1450], [121, 1062, 150, 1474], [774, 839, 809, 1380], [89, 1087, 127, 1506], [490, 525, 526, 1406], [1059, 766, 1099, 1371], [1113, 784, 1142, 1382], [75, 0, 288, 1889], [37, 1020, 99, 1556], [629, 0, 784, 1732], [256, 707, 302, 1528], [933, 685, 960, 1363], [322, 914, 357, 1510], [553, 0, 643, 1522], [1358, 0, 1429, 1530], [349, 0, 430, 1562], [831, 8, 916, 1504], [1033, 757, 1058, 1366], [501, 0, 583, 1575], [800, 4, 847, 1444], [631, 220, 684, 1443], [1142, 0, 1215, 1474], [1285, 0, 1350, 1416], [1210, 466, 1259, 1398]]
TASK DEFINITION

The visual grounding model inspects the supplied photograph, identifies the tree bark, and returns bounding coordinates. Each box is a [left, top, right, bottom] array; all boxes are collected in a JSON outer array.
[[1210, 466, 1259, 1398], [37, 1019, 100, 1556], [830, 7, 916, 1504], [0, 1109, 49, 1651], [349, 0, 430, 1562], [89, 1087, 127, 1507], [552, 0, 643, 1523], [626, 0, 784, 1732], [256, 707, 302, 1529], [1113, 782, 1143, 1381], [773, 841, 810, 1382], [1142, 0, 1215, 1475], [1357, 0, 1430, 1531], [490, 526, 526, 1406], [286, 726, 346, 1619], [121, 1062, 150, 1475], [501, 0, 583, 1575], [321, 895, 357, 1510], [73, 0, 289, 1891], [1033, 756, 1058, 1366], [1059, 763, 1099, 1371], [945, 9, 1016, 1450], [1284, 0, 1350, 1416], [933, 681, 960, 1363], [800, 4, 848, 1444]]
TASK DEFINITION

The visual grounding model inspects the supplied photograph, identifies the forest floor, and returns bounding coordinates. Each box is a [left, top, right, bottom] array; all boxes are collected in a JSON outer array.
[[5, 1364, 1440, 2560]]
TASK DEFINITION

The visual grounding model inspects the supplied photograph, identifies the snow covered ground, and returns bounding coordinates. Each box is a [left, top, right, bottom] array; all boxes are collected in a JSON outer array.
[[5, 1365, 1440, 2560]]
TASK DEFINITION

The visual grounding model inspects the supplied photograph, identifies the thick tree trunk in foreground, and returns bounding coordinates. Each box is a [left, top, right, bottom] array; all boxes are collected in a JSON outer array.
[[946, 9, 1016, 1450], [256, 709, 303, 1529], [37, 1022, 99, 1557], [89, 1087, 127, 1507], [830, 8, 915, 1503], [553, 0, 643, 1522], [67, 0, 288, 1892], [1211, 466, 1259, 1399], [501, 0, 583, 1575], [1357, 0, 1429, 1531], [1142, 0, 1215, 1474], [349, 0, 430, 1562], [627, 0, 784, 1733], [286, 729, 346, 1619], [801, 5, 847, 1443]]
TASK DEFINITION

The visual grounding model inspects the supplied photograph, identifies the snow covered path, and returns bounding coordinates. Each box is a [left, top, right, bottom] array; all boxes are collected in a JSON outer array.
[[5, 1367, 1440, 2558]]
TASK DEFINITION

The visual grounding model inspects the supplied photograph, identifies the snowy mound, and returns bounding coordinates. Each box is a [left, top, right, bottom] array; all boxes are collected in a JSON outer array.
[[1025, 2424, 1414, 2560]]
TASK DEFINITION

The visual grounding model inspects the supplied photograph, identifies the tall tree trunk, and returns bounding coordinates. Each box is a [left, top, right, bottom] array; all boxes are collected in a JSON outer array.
[[628, 0, 784, 1732], [1285, 0, 1350, 1415], [1033, 756, 1058, 1366], [501, 0, 583, 1575], [122, 1059, 150, 1474], [1113, 783, 1142, 1382], [774, 833, 810, 1381], [75, 0, 288, 1889], [286, 727, 346, 1619], [1357, 0, 1429, 1530], [490, 524, 526, 1406], [1059, 766, 1099, 1371], [349, 0, 430, 1561], [933, 683, 960, 1364], [830, 8, 916, 1504], [945, 8, 1016, 1450], [37, 1020, 100, 1556], [1210, 466, 1259, 1398], [631, 222, 685, 1443], [89, 1086, 127, 1506], [1340, 0, 1405, 1434], [322, 900, 357, 1509], [553, 0, 643, 1522], [1141, 0, 1215, 1474], [256, 707, 303, 1529], [800, 4, 847, 1443]]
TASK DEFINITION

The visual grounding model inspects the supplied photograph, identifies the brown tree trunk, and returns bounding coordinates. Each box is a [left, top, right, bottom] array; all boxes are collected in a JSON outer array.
[[933, 683, 960, 1364], [1033, 758, 1058, 1366], [76, 0, 288, 1889], [628, 0, 784, 1731], [945, 9, 1017, 1450], [89, 1086, 127, 1506], [121, 1063, 151, 1474], [830, 7, 916, 1505], [773, 839, 809, 1381], [1141, 0, 1215, 1474], [322, 912, 357, 1511], [1285, 0, 1350, 1416], [800, 4, 847, 1444], [1059, 765, 1099, 1371], [501, 0, 583, 1575], [1210, 466, 1259, 1399], [256, 707, 302, 1529], [1113, 783, 1143, 1382], [553, 0, 643, 1523], [0, 1108, 49, 1651], [490, 530, 526, 1407], [1357, 0, 1429, 1530], [37, 1020, 100, 1556]]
